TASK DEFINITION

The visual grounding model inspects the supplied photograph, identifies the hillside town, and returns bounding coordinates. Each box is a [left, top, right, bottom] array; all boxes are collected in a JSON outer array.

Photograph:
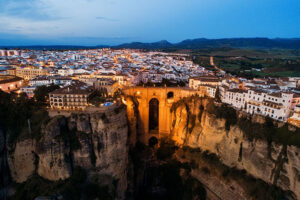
[[1, 48, 300, 127]]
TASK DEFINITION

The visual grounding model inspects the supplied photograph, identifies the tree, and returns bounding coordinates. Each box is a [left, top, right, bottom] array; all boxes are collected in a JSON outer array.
[[34, 84, 60, 104], [215, 87, 221, 103]]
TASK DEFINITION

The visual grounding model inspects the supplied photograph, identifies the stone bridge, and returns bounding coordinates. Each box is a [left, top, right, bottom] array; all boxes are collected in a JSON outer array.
[[122, 87, 203, 141]]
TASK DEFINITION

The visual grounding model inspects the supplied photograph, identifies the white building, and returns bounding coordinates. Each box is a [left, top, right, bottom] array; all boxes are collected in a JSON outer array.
[[189, 76, 220, 89], [20, 86, 36, 97], [29, 76, 72, 87], [246, 89, 293, 121], [203, 86, 217, 98], [223, 88, 248, 110]]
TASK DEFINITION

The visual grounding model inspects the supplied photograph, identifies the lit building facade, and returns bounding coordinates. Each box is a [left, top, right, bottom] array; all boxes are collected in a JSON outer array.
[[16, 66, 48, 80], [0, 75, 24, 92], [49, 81, 93, 110], [189, 76, 220, 89]]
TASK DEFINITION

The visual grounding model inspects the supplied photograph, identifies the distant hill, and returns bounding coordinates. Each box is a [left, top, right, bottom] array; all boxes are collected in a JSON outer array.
[[114, 38, 300, 50], [1, 38, 300, 50], [115, 40, 173, 49]]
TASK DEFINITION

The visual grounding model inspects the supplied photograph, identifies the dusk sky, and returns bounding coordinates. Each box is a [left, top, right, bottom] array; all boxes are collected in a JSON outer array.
[[0, 0, 300, 46]]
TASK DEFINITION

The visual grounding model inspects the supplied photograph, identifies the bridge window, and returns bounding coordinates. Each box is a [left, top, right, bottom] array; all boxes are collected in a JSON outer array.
[[148, 136, 158, 147], [149, 98, 159, 133], [167, 91, 174, 99]]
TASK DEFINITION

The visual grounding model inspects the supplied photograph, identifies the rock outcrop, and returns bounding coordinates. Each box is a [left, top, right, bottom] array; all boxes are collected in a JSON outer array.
[[170, 97, 300, 199], [0, 130, 10, 199], [7, 139, 36, 183], [7, 106, 129, 199], [5, 95, 300, 199]]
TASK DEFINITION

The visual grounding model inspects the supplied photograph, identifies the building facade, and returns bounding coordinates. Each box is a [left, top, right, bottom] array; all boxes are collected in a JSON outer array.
[[0, 75, 24, 92], [49, 81, 93, 110], [16, 66, 48, 80]]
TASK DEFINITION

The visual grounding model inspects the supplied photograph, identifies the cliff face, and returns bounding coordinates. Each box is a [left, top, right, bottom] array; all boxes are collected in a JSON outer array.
[[0, 130, 10, 199], [7, 107, 128, 199], [170, 97, 300, 199]]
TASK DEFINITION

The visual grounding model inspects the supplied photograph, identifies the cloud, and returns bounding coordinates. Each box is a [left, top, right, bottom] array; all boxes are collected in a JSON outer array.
[[95, 16, 119, 22], [0, 0, 66, 21]]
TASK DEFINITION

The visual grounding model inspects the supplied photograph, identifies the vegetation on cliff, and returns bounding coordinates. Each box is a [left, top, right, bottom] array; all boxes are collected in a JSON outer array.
[[11, 167, 115, 200], [0, 91, 44, 145], [33, 84, 60, 105], [0, 84, 61, 145], [179, 146, 293, 200], [208, 102, 300, 148]]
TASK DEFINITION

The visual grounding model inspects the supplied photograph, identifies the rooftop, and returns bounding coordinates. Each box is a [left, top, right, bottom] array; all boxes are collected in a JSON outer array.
[[0, 75, 23, 84], [49, 81, 93, 95]]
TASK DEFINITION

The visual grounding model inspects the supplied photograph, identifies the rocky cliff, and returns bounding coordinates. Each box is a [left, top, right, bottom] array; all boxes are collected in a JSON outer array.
[[6, 106, 129, 199], [0, 130, 10, 199], [3, 94, 300, 199], [170, 96, 300, 199]]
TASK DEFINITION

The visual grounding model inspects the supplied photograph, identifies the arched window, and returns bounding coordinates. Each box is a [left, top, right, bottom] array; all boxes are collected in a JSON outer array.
[[167, 91, 174, 99], [148, 136, 158, 147]]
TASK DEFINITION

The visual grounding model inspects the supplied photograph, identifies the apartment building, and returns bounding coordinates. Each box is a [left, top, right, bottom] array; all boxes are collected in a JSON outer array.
[[94, 78, 118, 96], [0, 75, 24, 92], [189, 76, 220, 89], [16, 66, 48, 80], [223, 88, 248, 110], [246, 90, 293, 121], [29, 76, 73, 87], [49, 81, 93, 110]]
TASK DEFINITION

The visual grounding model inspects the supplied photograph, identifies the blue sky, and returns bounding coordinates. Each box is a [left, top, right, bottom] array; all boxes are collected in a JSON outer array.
[[0, 0, 299, 45]]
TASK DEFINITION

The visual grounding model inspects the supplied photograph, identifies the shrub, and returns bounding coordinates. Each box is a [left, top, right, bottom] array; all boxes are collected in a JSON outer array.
[[34, 84, 60, 105], [237, 116, 300, 148], [0, 91, 41, 145], [215, 104, 237, 131]]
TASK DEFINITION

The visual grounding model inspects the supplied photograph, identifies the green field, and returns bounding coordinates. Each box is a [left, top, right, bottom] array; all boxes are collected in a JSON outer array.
[[182, 48, 300, 78]]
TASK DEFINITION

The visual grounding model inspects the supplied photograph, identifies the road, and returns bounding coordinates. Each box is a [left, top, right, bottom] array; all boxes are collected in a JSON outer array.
[[210, 56, 225, 73]]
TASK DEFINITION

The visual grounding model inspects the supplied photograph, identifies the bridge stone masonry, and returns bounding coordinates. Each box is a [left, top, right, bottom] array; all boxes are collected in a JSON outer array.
[[122, 86, 204, 142]]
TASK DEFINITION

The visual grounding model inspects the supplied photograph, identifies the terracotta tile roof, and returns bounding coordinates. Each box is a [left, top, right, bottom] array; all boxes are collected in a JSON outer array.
[[49, 81, 93, 95], [0, 76, 23, 84]]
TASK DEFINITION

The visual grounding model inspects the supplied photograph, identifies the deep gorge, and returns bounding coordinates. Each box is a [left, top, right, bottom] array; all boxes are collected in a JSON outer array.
[[1, 95, 300, 200]]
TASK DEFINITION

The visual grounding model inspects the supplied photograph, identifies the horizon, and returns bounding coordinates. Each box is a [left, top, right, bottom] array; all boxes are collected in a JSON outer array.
[[0, 0, 300, 46], [1, 37, 300, 47]]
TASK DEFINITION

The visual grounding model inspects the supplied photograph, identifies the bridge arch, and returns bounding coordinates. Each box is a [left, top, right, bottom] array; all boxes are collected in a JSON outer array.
[[122, 87, 204, 143], [149, 98, 159, 134]]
